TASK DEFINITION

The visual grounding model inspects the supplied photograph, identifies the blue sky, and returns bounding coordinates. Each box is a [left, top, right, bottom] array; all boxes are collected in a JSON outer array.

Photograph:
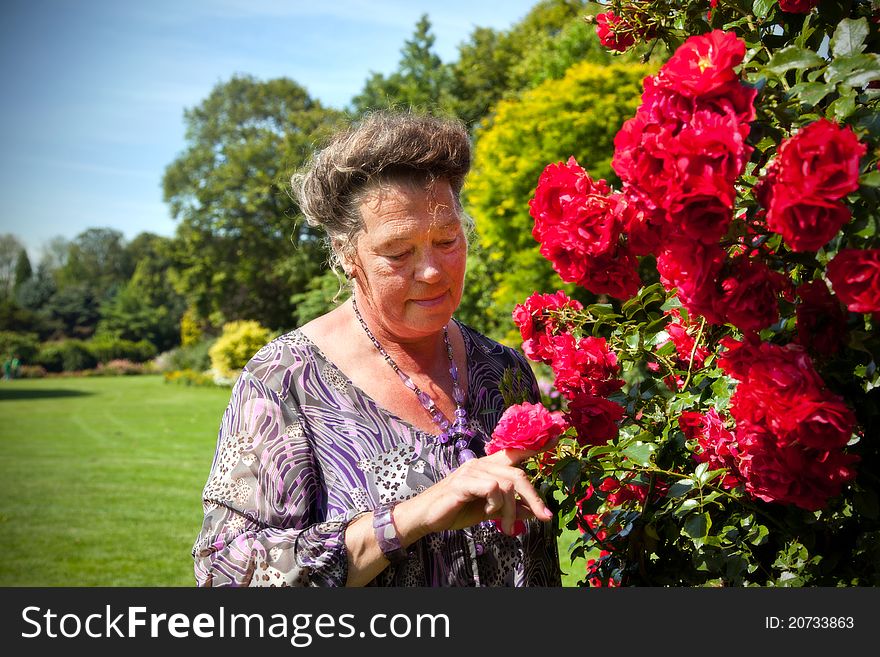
[[0, 0, 540, 261]]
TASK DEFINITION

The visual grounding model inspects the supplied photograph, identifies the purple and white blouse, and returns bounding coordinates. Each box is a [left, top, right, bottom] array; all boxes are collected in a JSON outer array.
[[192, 321, 561, 587]]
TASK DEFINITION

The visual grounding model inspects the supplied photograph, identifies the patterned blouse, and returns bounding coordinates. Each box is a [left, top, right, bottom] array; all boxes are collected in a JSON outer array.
[[192, 321, 561, 587]]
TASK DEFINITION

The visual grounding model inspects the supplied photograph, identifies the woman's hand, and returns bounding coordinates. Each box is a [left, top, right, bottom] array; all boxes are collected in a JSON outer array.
[[343, 448, 553, 585], [393, 449, 553, 541]]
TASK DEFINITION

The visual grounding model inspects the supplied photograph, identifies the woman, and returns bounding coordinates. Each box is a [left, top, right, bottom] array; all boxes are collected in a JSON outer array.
[[192, 112, 561, 586]]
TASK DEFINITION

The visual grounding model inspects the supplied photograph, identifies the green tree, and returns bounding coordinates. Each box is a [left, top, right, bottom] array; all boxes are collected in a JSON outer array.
[[15, 262, 60, 338], [97, 233, 186, 352], [450, 0, 604, 130], [162, 75, 344, 331], [13, 248, 32, 293], [351, 14, 454, 115], [462, 59, 653, 340], [56, 228, 132, 303], [0, 234, 24, 299]]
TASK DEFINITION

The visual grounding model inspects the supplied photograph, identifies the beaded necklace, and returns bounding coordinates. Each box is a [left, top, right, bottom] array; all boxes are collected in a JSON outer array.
[[351, 293, 476, 464]]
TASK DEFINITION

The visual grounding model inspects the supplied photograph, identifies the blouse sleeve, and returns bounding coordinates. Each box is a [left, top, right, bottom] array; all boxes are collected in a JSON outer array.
[[192, 370, 363, 587]]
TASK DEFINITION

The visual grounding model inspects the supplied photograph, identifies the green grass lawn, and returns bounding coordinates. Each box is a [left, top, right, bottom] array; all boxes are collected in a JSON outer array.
[[0, 375, 585, 586], [0, 375, 230, 586]]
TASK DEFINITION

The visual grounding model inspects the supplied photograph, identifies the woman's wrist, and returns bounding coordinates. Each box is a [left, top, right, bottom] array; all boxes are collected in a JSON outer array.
[[382, 495, 435, 546], [372, 502, 409, 563]]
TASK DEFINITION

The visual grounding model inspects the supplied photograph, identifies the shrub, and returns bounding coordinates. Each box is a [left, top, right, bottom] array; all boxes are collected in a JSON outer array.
[[95, 359, 147, 376], [163, 369, 223, 387], [86, 336, 158, 364], [36, 340, 98, 372], [0, 331, 40, 363], [157, 337, 216, 373], [208, 320, 272, 380], [516, 3, 880, 587], [18, 365, 47, 379]]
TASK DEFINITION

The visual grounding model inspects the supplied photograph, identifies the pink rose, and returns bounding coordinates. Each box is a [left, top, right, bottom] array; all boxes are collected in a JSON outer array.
[[485, 401, 568, 455]]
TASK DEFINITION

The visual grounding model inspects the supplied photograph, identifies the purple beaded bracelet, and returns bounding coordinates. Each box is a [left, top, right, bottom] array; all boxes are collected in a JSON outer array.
[[372, 502, 409, 564]]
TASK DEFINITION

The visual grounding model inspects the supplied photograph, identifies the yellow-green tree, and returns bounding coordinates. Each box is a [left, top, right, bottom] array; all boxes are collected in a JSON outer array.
[[462, 60, 654, 342]]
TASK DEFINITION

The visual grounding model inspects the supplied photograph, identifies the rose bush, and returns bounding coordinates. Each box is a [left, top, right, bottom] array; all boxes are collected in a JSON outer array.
[[507, 1, 880, 586]]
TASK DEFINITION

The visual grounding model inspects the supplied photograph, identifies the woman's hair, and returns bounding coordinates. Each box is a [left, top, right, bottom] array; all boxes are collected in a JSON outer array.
[[290, 111, 472, 275]]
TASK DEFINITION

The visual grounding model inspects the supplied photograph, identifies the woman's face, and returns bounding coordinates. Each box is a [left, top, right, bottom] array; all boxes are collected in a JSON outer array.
[[350, 177, 467, 342]]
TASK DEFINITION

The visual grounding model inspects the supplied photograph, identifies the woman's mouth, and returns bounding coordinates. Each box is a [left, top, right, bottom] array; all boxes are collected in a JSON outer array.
[[411, 292, 447, 307]]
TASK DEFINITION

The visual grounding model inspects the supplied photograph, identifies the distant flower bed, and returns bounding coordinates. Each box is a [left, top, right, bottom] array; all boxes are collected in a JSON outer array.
[[163, 369, 226, 388], [9, 361, 154, 379]]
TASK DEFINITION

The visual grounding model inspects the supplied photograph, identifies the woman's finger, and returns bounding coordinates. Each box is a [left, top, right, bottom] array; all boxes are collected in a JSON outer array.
[[473, 460, 552, 524]]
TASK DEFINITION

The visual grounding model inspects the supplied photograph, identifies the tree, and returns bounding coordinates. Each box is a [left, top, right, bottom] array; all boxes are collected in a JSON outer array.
[[462, 60, 653, 340], [0, 234, 24, 299], [162, 75, 345, 331], [56, 228, 132, 303], [13, 248, 32, 293], [351, 14, 454, 115], [97, 233, 186, 351], [449, 0, 609, 130], [15, 261, 60, 338]]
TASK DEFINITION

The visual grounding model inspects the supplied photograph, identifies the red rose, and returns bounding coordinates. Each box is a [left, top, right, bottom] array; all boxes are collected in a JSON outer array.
[[566, 394, 626, 446], [536, 225, 640, 300], [612, 111, 680, 194], [773, 119, 865, 201], [666, 181, 735, 244], [827, 249, 880, 314], [717, 335, 761, 380], [512, 291, 584, 364], [616, 186, 667, 256], [729, 342, 856, 450], [485, 401, 568, 455], [657, 240, 726, 325], [796, 280, 847, 356], [528, 157, 589, 230], [778, 0, 819, 13], [681, 408, 744, 489], [656, 30, 746, 98], [548, 333, 624, 400], [576, 246, 642, 300], [672, 108, 752, 187], [735, 421, 858, 511], [765, 194, 852, 252], [715, 256, 785, 333], [595, 11, 635, 52]]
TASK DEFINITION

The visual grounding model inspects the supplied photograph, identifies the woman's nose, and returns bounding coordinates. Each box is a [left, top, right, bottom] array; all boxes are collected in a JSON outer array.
[[415, 250, 443, 283]]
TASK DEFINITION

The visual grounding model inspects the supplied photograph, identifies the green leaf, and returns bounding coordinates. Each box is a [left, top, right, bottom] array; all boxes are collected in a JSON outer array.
[[684, 512, 711, 539], [622, 441, 655, 466], [765, 46, 826, 78], [860, 171, 880, 188], [829, 85, 857, 121], [788, 81, 831, 106], [831, 17, 869, 58], [667, 478, 694, 498], [754, 136, 777, 152], [674, 498, 699, 517], [557, 458, 583, 491], [749, 524, 770, 546], [824, 53, 880, 88], [853, 490, 879, 520], [752, 0, 774, 20]]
